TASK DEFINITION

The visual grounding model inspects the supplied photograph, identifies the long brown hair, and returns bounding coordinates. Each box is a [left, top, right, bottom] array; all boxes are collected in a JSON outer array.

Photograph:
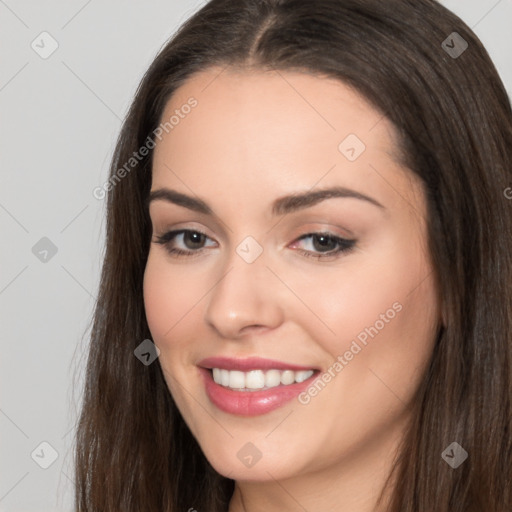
[[74, 0, 512, 510]]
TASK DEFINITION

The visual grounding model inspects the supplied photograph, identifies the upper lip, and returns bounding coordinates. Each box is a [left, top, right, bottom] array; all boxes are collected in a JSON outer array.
[[198, 356, 318, 372]]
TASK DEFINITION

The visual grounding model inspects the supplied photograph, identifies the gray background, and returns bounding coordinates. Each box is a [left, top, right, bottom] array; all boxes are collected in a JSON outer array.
[[1, 1, 511, 510]]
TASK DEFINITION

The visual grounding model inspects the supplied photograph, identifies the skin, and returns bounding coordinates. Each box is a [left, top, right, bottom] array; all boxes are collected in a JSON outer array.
[[143, 67, 442, 512]]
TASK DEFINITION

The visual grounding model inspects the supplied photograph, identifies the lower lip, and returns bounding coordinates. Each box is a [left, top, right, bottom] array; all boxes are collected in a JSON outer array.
[[199, 367, 317, 416]]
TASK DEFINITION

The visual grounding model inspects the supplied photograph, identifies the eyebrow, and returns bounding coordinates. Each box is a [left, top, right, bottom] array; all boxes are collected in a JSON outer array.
[[147, 186, 385, 216]]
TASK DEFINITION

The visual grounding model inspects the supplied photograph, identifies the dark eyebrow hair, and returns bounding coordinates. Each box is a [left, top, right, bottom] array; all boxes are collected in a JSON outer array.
[[147, 186, 385, 216]]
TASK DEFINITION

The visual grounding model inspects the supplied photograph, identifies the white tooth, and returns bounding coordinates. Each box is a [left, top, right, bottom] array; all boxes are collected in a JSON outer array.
[[220, 369, 230, 386], [281, 370, 295, 385], [265, 369, 282, 388], [295, 370, 314, 383], [214, 368, 313, 390], [212, 368, 222, 384], [246, 370, 265, 389], [229, 370, 246, 389]]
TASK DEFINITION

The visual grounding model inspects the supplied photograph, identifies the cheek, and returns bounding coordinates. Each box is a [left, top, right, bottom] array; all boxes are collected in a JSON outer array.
[[289, 235, 439, 405], [143, 261, 171, 342], [143, 252, 204, 343], [282, 252, 438, 467], [266, 269, 435, 471], [284, 261, 407, 357], [142, 253, 202, 407], [142, 253, 204, 410], [293, 230, 437, 356]]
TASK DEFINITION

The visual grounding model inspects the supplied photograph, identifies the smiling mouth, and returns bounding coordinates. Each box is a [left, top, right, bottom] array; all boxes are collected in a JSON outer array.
[[209, 368, 318, 391], [199, 359, 320, 416]]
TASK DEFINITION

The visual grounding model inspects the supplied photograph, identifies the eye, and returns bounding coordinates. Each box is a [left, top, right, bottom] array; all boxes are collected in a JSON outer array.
[[153, 229, 356, 260], [290, 232, 356, 260], [154, 229, 216, 258]]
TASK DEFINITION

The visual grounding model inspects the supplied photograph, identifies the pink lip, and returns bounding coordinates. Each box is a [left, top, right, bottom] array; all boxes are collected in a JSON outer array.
[[198, 356, 318, 372], [197, 358, 319, 417]]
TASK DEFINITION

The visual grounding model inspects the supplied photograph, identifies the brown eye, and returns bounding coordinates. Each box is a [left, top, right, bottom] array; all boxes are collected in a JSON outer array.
[[154, 229, 216, 258], [292, 232, 356, 260], [182, 231, 207, 249]]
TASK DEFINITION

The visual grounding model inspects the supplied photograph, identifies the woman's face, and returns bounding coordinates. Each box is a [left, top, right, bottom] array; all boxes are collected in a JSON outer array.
[[143, 67, 441, 482]]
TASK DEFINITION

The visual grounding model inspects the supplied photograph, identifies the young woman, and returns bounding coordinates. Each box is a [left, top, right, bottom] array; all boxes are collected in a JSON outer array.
[[74, 1, 512, 510]]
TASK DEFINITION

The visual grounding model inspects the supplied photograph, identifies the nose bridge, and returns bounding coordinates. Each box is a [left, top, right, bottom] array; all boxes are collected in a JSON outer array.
[[204, 240, 283, 338]]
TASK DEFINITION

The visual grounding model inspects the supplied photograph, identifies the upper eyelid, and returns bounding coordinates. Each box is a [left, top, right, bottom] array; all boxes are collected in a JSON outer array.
[[151, 216, 355, 238], [153, 224, 217, 242], [156, 228, 353, 245]]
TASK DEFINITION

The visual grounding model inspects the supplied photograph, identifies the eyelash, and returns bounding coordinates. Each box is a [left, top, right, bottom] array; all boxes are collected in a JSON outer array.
[[153, 229, 356, 261]]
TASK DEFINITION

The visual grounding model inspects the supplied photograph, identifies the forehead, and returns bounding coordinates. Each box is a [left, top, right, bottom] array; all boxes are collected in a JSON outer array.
[[151, 67, 415, 215], [156, 66, 397, 155]]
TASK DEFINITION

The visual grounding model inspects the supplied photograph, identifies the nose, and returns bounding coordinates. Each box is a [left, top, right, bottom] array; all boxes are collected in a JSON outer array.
[[204, 249, 284, 340]]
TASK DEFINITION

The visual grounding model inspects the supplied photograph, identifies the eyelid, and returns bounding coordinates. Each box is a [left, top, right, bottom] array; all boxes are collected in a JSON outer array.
[[152, 220, 217, 239], [153, 227, 357, 261], [152, 221, 352, 246]]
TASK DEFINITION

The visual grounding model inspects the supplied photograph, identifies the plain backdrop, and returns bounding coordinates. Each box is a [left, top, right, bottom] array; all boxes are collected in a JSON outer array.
[[1, 1, 511, 510]]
